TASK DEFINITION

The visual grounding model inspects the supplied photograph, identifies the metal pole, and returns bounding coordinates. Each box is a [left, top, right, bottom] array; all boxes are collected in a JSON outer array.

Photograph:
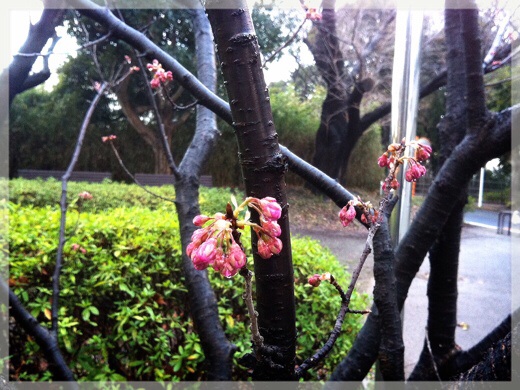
[[478, 167, 485, 208], [389, 9, 424, 246]]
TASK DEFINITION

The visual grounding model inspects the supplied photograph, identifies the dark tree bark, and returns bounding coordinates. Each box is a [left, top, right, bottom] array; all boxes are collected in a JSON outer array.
[[330, 3, 513, 381], [2, 282, 75, 384], [8, 7, 66, 104], [207, 3, 296, 380], [171, 8, 237, 380], [372, 201, 404, 381], [409, 8, 469, 380]]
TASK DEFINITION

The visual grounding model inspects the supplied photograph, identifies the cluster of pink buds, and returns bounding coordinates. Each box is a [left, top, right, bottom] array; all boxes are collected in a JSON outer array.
[[339, 197, 378, 227], [378, 139, 432, 190], [247, 197, 283, 259], [187, 213, 246, 278], [302, 3, 322, 20], [187, 196, 283, 278], [123, 55, 140, 73], [147, 59, 173, 89], [101, 135, 117, 143], [78, 191, 93, 201], [71, 243, 87, 254], [308, 272, 331, 288]]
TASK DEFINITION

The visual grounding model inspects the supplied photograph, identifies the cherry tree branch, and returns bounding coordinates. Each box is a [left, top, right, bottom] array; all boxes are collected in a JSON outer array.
[[52, 82, 108, 335], [106, 140, 176, 204], [1, 280, 76, 383], [8, 7, 66, 103]]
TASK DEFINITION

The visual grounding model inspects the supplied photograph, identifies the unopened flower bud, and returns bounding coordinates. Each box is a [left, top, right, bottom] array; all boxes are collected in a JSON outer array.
[[259, 197, 282, 221], [78, 191, 93, 200], [308, 274, 322, 287], [193, 215, 212, 226], [192, 238, 218, 270], [339, 204, 356, 227], [378, 153, 389, 168], [257, 237, 273, 259]]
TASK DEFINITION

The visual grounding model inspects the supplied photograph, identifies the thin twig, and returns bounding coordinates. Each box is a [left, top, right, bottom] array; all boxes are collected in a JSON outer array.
[[295, 227, 376, 377], [240, 267, 264, 358], [52, 82, 108, 336], [262, 18, 307, 68], [163, 84, 199, 112], [107, 141, 176, 204]]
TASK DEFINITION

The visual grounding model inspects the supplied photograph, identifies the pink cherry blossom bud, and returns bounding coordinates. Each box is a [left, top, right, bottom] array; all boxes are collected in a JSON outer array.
[[390, 178, 400, 189], [221, 266, 239, 278], [193, 215, 212, 226], [261, 220, 282, 237], [308, 274, 322, 287], [124, 55, 132, 64], [259, 197, 282, 221], [339, 204, 356, 227], [377, 153, 389, 168], [416, 144, 432, 162], [405, 163, 427, 182], [102, 135, 117, 143], [80, 247, 87, 254], [71, 243, 80, 251], [130, 66, 140, 73], [192, 238, 218, 270], [165, 71, 173, 81], [191, 228, 209, 245], [150, 78, 161, 89], [266, 236, 283, 256], [257, 237, 273, 259], [186, 241, 199, 257], [405, 168, 414, 182], [228, 243, 247, 269], [78, 191, 93, 200]]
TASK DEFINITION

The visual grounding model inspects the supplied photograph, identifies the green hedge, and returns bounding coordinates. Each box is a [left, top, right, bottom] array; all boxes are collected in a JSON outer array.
[[8, 178, 241, 214], [8, 182, 368, 381]]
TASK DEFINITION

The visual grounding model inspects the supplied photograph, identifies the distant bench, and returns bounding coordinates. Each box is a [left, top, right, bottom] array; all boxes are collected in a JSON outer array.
[[497, 210, 512, 235], [18, 169, 112, 183], [134, 173, 213, 187]]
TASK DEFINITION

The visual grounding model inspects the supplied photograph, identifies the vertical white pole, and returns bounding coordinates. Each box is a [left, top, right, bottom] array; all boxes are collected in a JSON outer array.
[[390, 9, 424, 246], [478, 167, 485, 208]]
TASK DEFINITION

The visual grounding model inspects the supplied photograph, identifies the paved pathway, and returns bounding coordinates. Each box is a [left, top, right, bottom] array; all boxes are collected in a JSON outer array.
[[293, 212, 515, 378], [403, 224, 512, 376]]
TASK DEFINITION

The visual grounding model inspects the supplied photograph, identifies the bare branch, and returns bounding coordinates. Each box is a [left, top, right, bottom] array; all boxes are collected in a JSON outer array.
[[52, 82, 108, 336]]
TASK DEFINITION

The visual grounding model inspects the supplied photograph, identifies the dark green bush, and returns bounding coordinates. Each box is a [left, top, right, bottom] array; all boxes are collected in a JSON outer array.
[[9, 193, 368, 381], [483, 188, 511, 206]]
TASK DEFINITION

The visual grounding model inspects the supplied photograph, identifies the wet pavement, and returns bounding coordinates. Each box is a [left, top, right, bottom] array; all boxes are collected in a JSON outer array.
[[292, 208, 516, 378], [403, 224, 513, 376]]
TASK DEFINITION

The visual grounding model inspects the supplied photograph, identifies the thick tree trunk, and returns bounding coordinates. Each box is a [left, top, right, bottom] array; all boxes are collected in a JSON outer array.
[[306, 2, 349, 183], [207, 3, 297, 380], [8, 7, 65, 104], [172, 8, 236, 380], [409, 8, 468, 380], [330, 4, 511, 380]]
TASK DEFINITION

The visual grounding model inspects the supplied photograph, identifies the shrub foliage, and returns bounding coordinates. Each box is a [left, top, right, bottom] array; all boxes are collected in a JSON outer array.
[[8, 180, 368, 381]]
